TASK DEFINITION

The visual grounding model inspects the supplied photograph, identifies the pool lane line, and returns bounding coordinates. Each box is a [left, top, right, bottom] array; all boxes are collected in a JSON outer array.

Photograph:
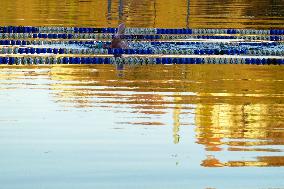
[[0, 56, 283, 65], [0, 39, 283, 47], [1, 47, 283, 56], [0, 33, 283, 41], [0, 53, 283, 59], [1, 26, 283, 35]]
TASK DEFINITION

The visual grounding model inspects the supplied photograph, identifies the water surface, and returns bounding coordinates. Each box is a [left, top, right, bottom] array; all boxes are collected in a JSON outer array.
[[0, 0, 284, 188], [0, 64, 283, 189], [0, 0, 283, 28]]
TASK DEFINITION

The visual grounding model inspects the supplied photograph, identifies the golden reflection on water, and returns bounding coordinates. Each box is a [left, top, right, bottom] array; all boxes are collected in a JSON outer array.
[[0, 0, 283, 28], [202, 155, 284, 167], [1, 64, 283, 167]]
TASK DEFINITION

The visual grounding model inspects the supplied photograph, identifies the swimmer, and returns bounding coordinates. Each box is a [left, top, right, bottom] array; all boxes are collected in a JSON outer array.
[[110, 23, 128, 49]]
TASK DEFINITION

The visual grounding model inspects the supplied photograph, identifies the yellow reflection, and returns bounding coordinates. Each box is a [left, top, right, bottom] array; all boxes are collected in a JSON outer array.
[[195, 101, 284, 167], [173, 93, 182, 144], [226, 156, 284, 167], [2, 64, 282, 167], [0, 0, 283, 28], [48, 65, 167, 113], [201, 155, 224, 167], [201, 155, 284, 168]]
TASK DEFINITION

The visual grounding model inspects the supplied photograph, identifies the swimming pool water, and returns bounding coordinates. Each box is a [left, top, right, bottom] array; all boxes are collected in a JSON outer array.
[[0, 0, 283, 189]]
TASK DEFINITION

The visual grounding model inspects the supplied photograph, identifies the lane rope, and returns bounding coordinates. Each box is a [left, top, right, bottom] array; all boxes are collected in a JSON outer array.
[[0, 47, 283, 56], [0, 56, 283, 65], [1, 26, 283, 35]]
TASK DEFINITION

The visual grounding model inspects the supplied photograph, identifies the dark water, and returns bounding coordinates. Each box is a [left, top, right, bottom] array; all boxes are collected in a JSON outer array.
[[0, 0, 283, 28]]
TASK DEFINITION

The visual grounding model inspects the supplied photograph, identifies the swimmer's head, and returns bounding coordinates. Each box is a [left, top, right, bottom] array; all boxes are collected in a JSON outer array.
[[110, 37, 121, 48]]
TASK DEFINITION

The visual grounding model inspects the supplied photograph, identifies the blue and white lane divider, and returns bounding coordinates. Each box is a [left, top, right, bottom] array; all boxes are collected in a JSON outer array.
[[0, 55, 284, 65], [0, 39, 281, 47], [1, 26, 284, 35], [1, 47, 283, 56], [0, 56, 283, 65], [1, 33, 284, 41], [0, 39, 110, 46], [150, 41, 279, 46], [0, 26, 283, 66]]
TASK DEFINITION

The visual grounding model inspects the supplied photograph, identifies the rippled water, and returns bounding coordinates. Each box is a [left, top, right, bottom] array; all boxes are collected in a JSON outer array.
[[0, 0, 283, 28], [0, 64, 283, 188], [0, 0, 284, 189]]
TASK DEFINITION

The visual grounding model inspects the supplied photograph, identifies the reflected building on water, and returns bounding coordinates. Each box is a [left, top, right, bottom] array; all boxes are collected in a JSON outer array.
[[46, 64, 284, 167], [47, 64, 284, 168]]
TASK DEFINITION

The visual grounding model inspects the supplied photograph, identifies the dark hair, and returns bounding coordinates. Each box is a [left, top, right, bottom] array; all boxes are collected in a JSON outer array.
[[110, 38, 121, 48]]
